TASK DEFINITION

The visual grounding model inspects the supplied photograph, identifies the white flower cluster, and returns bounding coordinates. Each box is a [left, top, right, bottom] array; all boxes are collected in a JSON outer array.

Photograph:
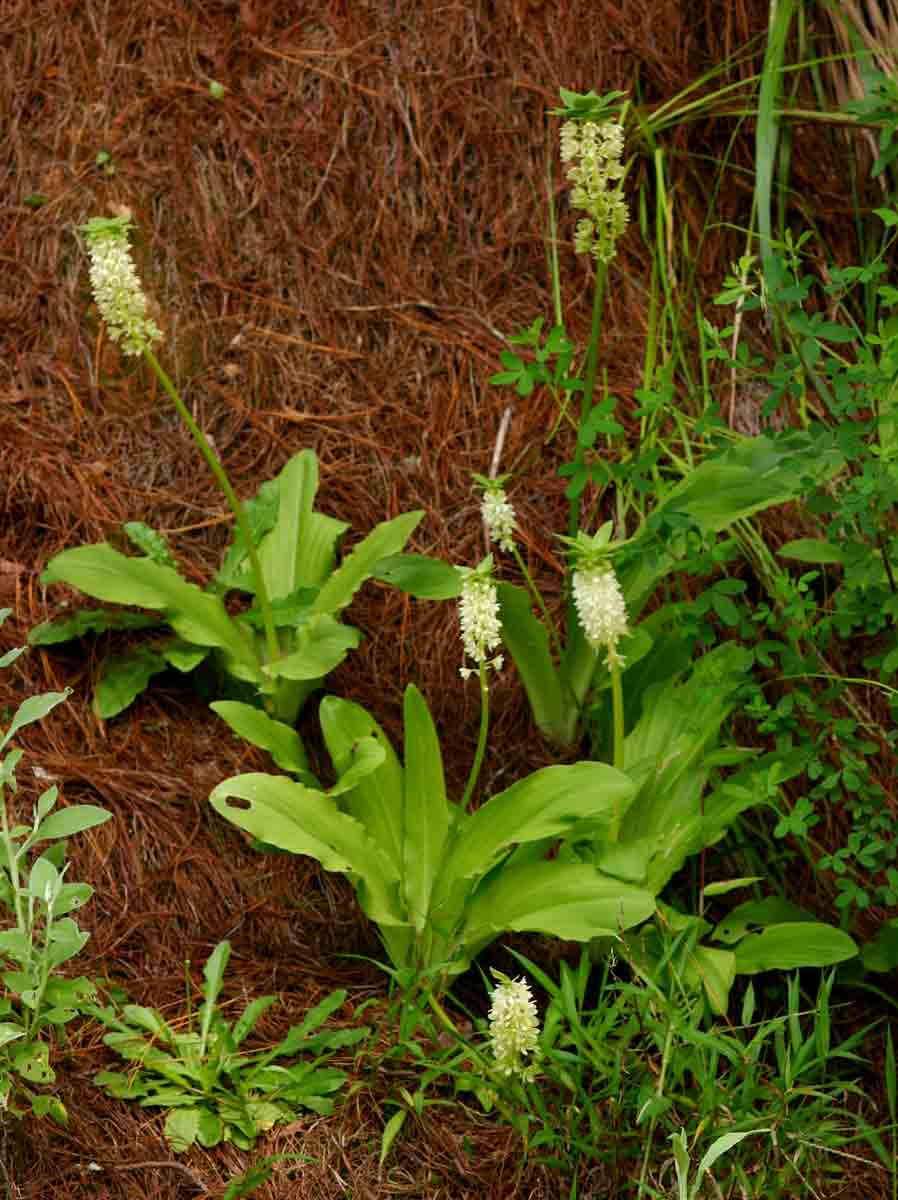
[[458, 567, 503, 679], [488, 974, 540, 1081], [572, 563, 629, 667], [481, 485, 517, 553], [83, 217, 162, 356], [560, 119, 628, 264]]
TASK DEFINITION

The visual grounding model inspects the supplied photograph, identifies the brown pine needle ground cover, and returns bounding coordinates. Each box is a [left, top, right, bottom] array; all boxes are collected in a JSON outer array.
[[0, 0, 893, 1196]]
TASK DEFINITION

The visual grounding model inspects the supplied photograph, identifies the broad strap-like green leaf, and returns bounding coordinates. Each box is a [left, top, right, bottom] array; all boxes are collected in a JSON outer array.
[[401, 685, 452, 932], [258, 449, 319, 599], [732, 922, 858, 974], [211, 701, 313, 779], [497, 582, 571, 745], [313, 511, 424, 616], [459, 861, 655, 965], [265, 614, 361, 681], [209, 772, 404, 928], [438, 761, 635, 893], [41, 544, 259, 674], [652, 432, 842, 535], [319, 696, 405, 875], [256, 450, 349, 599], [199, 941, 230, 1051], [372, 554, 463, 599]]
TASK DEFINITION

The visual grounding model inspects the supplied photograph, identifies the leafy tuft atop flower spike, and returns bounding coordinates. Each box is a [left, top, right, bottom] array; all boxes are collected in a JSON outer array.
[[81, 215, 162, 356], [488, 971, 540, 1081], [458, 556, 503, 679]]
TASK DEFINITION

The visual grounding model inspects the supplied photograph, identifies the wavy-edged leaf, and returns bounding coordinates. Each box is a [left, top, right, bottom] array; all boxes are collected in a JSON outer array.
[[41, 544, 258, 673], [373, 554, 463, 599], [28, 608, 161, 646], [211, 702, 312, 778], [265, 614, 361, 681], [733, 922, 858, 974], [319, 696, 405, 874], [256, 450, 348, 599], [209, 772, 403, 927], [440, 761, 635, 890], [497, 582, 570, 744], [461, 861, 655, 955]]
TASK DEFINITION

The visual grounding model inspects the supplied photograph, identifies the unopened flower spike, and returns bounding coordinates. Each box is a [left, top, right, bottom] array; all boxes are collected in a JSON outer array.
[[488, 970, 540, 1082], [560, 116, 629, 264], [472, 473, 517, 554], [457, 556, 503, 679], [81, 215, 162, 356]]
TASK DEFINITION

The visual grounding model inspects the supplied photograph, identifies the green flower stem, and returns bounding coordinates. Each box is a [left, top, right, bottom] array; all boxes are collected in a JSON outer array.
[[608, 661, 626, 839], [567, 259, 607, 541], [610, 661, 625, 772], [142, 347, 280, 673], [511, 546, 565, 667], [460, 661, 490, 811]]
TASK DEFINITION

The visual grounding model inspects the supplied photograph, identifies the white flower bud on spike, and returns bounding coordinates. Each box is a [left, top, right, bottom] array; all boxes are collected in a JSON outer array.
[[82, 216, 162, 356], [488, 973, 540, 1081]]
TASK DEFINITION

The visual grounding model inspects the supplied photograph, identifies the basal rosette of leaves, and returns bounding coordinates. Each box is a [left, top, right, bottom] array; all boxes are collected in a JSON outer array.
[[89, 940, 366, 1151], [209, 683, 656, 981], [31, 449, 423, 742]]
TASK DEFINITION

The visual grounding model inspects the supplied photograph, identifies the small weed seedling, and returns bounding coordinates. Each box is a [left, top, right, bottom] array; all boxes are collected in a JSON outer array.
[[89, 940, 367, 1150], [0, 608, 111, 1124]]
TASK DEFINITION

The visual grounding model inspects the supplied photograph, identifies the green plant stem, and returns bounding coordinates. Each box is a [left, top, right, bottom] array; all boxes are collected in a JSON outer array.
[[460, 662, 490, 811], [142, 347, 281, 673], [511, 546, 565, 666], [0, 802, 25, 941], [610, 659, 625, 777], [567, 261, 607, 541]]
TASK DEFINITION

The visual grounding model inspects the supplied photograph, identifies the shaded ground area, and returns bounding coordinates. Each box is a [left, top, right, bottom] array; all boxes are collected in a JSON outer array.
[[0, 1, 890, 1196]]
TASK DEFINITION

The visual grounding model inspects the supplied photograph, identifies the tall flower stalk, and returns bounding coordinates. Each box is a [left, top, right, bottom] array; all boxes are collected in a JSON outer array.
[[564, 525, 630, 832], [457, 557, 503, 808], [475, 475, 565, 667], [80, 216, 281, 679], [558, 111, 629, 544]]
